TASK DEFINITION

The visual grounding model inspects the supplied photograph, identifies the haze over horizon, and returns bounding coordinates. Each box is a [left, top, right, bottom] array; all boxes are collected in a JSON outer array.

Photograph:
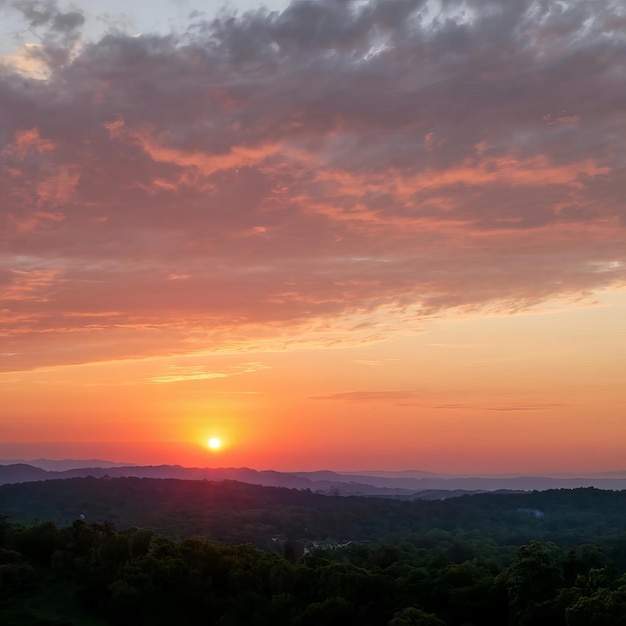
[[6, 455, 626, 495], [1, 0, 625, 475]]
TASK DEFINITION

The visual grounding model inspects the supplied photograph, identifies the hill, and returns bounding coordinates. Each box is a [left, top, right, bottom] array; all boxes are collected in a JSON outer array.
[[5, 461, 626, 493], [4, 480, 626, 624], [3, 477, 626, 557]]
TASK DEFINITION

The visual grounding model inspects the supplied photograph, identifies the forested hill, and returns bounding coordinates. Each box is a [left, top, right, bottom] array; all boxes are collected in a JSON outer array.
[[3, 477, 626, 555], [6, 481, 626, 624]]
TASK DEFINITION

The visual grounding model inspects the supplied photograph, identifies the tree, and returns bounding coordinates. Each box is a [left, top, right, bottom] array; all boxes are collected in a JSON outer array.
[[387, 607, 445, 626], [506, 541, 565, 626]]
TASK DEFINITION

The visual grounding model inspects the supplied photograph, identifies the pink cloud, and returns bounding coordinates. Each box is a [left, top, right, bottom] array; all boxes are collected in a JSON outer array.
[[0, 0, 625, 371]]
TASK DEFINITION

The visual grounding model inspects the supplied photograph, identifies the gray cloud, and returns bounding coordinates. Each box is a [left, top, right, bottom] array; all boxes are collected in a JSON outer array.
[[7, 1, 85, 70], [52, 10, 84, 32], [12, 0, 57, 27], [1, 0, 625, 370]]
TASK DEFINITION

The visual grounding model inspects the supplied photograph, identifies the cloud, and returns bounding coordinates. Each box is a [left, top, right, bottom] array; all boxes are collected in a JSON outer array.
[[430, 403, 564, 412], [12, 0, 84, 31], [1, 0, 625, 370], [12, 0, 58, 27], [8, 0, 85, 71], [311, 391, 420, 402], [312, 394, 564, 412], [147, 361, 267, 384]]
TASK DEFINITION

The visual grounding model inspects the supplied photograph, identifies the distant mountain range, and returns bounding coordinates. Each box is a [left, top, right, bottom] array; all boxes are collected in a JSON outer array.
[[1, 458, 136, 471], [2, 461, 626, 494]]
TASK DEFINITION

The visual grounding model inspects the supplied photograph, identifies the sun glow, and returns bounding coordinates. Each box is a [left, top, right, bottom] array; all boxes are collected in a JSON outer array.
[[207, 437, 222, 450]]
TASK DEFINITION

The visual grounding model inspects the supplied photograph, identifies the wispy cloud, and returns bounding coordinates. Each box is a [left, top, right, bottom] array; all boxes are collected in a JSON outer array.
[[147, 361, 268, 384], [312, 391, 420, 402], [148, 367, 228, 384], [430, 403, 564, 412], [313, 393, 564, 412]]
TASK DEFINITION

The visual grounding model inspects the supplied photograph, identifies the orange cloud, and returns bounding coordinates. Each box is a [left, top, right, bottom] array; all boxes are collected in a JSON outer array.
[[0, 0, 623, 375], [11, 128, 56, 159]]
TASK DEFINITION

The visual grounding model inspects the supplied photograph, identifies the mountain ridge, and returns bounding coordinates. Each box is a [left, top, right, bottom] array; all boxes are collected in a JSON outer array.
[[3, 462, 626, 494]]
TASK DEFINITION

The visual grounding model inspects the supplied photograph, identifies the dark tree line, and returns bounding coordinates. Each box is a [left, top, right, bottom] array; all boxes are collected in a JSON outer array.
[[3, 514, 626, 625], [6, 479, 626, 557]]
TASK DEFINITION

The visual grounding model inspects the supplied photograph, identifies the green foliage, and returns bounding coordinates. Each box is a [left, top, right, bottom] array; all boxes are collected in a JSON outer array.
[[4, 483, 626, 624], [0, 559, 36, 599], [506, 541, 565, 625], [387, 607, 445, 626], [7, 480, 626, 557]]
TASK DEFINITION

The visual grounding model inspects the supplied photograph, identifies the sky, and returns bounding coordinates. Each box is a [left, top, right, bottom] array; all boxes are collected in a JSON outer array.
[[1, 0, 625, 474]]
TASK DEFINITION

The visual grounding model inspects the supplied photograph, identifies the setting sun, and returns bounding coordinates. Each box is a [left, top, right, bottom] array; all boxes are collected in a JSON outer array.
[[1, 0, 626, 479]]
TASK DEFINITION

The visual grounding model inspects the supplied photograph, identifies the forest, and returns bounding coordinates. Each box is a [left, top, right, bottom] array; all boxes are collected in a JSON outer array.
[[3, 478, 626, 624]]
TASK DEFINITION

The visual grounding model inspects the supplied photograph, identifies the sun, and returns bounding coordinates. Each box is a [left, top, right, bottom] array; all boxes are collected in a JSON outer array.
[[207, 437, 222, 450]]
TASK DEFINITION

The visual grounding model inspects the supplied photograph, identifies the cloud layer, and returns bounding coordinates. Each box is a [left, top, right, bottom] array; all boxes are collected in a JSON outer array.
[[2, 0, 625, 371]]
